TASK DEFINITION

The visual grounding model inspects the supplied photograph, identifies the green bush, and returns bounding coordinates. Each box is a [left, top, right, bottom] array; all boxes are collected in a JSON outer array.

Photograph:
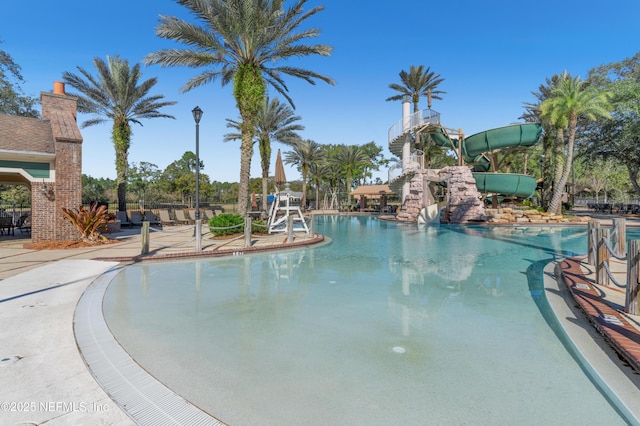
[[209, 213, 244, 236], [208, 214, 267, 236]]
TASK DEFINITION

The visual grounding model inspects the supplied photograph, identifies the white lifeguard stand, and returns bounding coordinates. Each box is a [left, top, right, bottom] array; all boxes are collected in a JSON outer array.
[[267, 187, 309, 234]]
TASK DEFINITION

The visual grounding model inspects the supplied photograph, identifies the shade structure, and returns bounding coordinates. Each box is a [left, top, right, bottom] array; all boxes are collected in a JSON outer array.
[[274, 149, 286, 189], [349, 184, 395, 199]]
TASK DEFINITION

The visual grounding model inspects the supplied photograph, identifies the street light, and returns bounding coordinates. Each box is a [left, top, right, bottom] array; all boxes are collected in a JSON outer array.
[[192, 106, 203, 250]]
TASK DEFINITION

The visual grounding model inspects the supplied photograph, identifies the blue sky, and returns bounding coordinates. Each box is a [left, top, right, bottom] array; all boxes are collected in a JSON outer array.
[[3, 0, 639, 183]]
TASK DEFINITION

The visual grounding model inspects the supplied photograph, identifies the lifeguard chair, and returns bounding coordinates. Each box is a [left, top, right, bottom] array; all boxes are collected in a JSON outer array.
[[266, 188, 309, 234]]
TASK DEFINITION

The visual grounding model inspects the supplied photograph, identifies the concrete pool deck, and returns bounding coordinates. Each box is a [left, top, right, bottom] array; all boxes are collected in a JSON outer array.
[[0, 217, 639, 424]]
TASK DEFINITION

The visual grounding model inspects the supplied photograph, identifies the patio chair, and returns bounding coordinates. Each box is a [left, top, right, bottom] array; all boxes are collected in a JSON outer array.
[[187, 209, 198, 222], [204, 209, 215, 220], [129, 210, 144, 226], [116, 211, 132, 228], [0, 216, 14, 236], [157, 209, 176, 226], [144, 210, 161, 226], [174, 209, 192, 225]]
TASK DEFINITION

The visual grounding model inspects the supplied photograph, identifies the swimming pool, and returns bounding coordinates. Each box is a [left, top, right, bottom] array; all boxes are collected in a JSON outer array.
[[103, 216, 636, 425]]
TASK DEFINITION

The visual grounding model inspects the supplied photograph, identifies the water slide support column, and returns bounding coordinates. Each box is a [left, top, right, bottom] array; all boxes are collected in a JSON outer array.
[[401, 96, 411, 203]]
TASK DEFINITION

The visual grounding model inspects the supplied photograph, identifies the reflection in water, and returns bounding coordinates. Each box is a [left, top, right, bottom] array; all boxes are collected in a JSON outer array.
[[102, 218, 634, 426]]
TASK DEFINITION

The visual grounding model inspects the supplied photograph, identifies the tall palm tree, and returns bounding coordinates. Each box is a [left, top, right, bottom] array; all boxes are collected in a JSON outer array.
[[62, 55, 176, 212], [386, 65, 446, 113], [540, 72, 612, 214], [330, 145, 371, 207], [521, 73, 565, 209], [284, 139, 323, 208], [145, 0, 334, 216], [225, 96, 303, 213]]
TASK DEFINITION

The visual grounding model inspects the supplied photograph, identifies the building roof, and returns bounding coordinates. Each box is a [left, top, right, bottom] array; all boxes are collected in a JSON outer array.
[[350, 184, 395, 199], [0, 114, 56, 157]]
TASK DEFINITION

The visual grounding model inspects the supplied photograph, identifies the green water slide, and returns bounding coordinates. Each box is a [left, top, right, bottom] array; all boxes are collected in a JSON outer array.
[[465, 123, 542, 198], [462, 123, 542, 157], [429, 123, 542, 198]]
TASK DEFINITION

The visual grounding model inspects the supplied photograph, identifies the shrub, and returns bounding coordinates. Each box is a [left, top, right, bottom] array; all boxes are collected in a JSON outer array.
[[209, 213, 244, 236], [208, 213, 267, 236], [61, 202, 114, 243]]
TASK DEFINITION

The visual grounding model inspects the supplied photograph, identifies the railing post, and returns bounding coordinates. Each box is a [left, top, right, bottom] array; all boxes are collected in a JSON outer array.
[[244, 216, 252, 247], [287, 215, 294, 243], [141, 221, 150, 255], [612, 217, 626, 258], [596, 228, 610, 285], [587, 221, 599, 266], [625, 240, 640, 315], [195, 219, 202, 251]]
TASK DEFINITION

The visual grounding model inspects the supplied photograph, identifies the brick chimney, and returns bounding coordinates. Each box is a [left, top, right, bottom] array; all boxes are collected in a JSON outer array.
[[31, 82, 83, 242], [41, 81, 77, 122]]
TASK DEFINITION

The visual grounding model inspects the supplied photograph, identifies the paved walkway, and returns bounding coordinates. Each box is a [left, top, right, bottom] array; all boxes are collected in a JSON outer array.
[[1, 215, 639, 424], [0, 225, 323, 280]]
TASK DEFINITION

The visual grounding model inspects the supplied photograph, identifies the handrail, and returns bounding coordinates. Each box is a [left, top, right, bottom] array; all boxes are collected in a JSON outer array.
[[388, 150, 425, 184], [388, 109, 441, 143]]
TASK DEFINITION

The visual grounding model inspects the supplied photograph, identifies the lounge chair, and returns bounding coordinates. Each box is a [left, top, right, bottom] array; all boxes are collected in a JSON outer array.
[[129, 210, 144, 226], [116, 211, 132, 228], [187, 209, 198, 222], [174, 209, 192, 225], [144, 210, 161, 226], [204, 209, 215, 220], [157, 209, 176, 226]]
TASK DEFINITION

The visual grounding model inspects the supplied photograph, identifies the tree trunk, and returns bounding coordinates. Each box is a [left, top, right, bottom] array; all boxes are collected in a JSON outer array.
[[301, 171, 307, 210], [113, 118, 131, 213], [549, 121, 576, 215], [117, 183, 126, 212], [541, 133, 553, 210], [548, 128, 566, 215], [261, 172, 269, 216], [237, 127, 254, 217], [260, 138, 270, 214], [628, 165, 640, 198]]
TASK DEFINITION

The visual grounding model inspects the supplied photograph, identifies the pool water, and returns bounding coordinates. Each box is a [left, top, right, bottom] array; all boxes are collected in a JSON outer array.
[[103, 216, 637, 425]]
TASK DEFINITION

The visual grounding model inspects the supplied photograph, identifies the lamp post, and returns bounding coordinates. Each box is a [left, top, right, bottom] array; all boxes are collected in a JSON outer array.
[[539, 155, 544, 208], [192, 106, 203, 250]]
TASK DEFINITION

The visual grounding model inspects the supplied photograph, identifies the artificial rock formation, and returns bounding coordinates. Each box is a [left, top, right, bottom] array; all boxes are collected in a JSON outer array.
[[396, 166, 487, 224], [439, 166, 487, 223]]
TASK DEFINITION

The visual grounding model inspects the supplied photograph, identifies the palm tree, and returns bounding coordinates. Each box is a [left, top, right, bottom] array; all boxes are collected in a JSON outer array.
[[330, 145, 371, 207], [145, 0, 334, 216], [540, 72, 612, 214], [225, 97, 303, 213], [386, 65, 446, 113], [62, 55, 176, 212], [284, 139, 323, 208], [521, 73, 565, 209]]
